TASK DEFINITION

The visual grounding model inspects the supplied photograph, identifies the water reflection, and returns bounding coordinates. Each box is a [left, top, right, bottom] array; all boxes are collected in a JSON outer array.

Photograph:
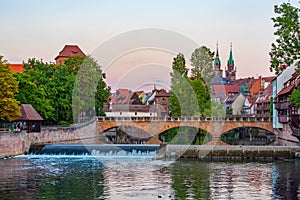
[[171, 160, 211, 199], [0, 157, 300, 199]]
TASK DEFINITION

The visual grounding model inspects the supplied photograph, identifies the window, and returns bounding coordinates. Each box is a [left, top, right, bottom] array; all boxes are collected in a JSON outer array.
[[135, 112, 137, 116], [120, 112, 122, 115]]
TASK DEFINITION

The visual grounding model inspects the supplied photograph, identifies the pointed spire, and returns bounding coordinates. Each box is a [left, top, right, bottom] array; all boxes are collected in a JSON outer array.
[[216, 42, 219, 57], [214, 42, 221, 67], [228, 42, 234, 66]]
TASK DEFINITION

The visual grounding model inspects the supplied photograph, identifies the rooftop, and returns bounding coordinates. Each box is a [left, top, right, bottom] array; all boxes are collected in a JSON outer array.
[[55, 45, 85, 60], [17, 104, 43, 121]]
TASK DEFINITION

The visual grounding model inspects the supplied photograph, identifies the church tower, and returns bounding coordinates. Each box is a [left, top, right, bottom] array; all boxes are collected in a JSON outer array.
[[225, 43, 236, 82], [213, 42, 223, 78]]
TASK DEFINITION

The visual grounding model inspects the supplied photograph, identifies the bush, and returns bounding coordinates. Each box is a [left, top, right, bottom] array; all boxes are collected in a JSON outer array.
[[58, 121, 70, 126]]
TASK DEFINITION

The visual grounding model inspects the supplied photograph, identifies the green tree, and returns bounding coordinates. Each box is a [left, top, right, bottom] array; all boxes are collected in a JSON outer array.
[[289, 88, 300, 108], [95, 73, 110, 116], [169, 53, 198, 116], [269, 2, 300, 74], [14, 59, 56, 122], [190, 77, 211, 115], [15, 56, 110, 125], [73, 56, 110, 122], [190, 46, 214, 86], [0, 56, 20, 121]]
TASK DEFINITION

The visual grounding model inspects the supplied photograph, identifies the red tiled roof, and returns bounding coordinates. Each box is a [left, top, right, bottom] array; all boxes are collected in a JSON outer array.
[[110, 89, 141, 105], [155, 89, 171, 97], [276, 84, 295, 98], [213, 84, 240, 98], [17, 104, 43, 121], [55, 45, 86, 60], [262, 76, 276, 83], [285, 72, 299, 84], [6, 64, 24, 73]]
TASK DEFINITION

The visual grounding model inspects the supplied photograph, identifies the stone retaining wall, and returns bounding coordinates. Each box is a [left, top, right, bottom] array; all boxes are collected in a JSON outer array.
[[161, 145, 300, 160], [0, 120, 97, 157]]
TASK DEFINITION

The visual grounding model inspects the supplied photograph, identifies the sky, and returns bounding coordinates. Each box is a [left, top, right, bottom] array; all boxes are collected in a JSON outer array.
[[1, 0, 299, 91]]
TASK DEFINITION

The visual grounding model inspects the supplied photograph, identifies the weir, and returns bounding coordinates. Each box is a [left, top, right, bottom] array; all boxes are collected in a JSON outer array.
[[29, 144, 160, 157]]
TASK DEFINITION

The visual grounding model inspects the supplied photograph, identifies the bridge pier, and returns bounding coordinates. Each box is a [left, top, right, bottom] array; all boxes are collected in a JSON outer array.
[[146, 135, 162, 144]]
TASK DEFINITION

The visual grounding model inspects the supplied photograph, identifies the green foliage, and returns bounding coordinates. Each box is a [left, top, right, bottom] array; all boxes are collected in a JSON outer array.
[[73, 56, 110, 122], [269, 2, 300, 74], [95, 73, 110, 116], [289, 87, 300, 107], [169, 53, 196, 116], [190, 78, 211, 115], [190, 46, 214, 86], [270, 97, 274, 116], [0, 56, 20, 121], [226, 108, 233, 115], [169, 53, 212, 117], [206, 100, 225, 117], [15, 56, 110, 125], [160, 127, 210, 145]]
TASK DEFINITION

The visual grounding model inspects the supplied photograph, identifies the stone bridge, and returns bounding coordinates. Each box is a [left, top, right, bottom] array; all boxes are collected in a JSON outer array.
[[97, 116, 274, 144]]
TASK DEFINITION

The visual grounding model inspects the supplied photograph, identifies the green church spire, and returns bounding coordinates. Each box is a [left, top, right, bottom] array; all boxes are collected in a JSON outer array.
[[214, 42, 221, 66], [228, 42, 234, 66]]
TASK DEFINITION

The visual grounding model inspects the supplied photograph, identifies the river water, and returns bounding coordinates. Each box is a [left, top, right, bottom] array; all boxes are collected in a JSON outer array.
[[1, 152, 300, 199]]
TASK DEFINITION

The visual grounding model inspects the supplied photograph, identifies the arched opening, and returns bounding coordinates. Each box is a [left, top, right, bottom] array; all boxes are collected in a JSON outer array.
[[102, 126, 151, 144], [221, 127, 276, 145], [159, 126, 211, 145]]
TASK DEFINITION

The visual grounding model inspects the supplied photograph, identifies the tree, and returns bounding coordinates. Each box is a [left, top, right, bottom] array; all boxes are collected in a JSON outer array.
[[73, 56, 110, 122], [14, 59, 56, 122], [269, 2, 300, 74], [289, 88, 300, 108], [169, 53, 199, 116], [0, 56, 20, 121], [190, 77, 211, 115], [190, 46, 214, 86], [15, 56, 110, 125], [95, 73, 110, 116]]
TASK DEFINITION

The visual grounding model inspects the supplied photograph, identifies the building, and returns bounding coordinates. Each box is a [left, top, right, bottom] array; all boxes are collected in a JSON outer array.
[[213, 43, 223, 78], [253, 83, 273, 117], [231, 93, 251, 115], [272, 65, 299, 142], [104, 89, 159, 117], [55, 45, 86, 65], [225, 43, 236, 82], [16, 104, 44, 133], [9, 64, 24, 73], [212, 84, 240, 103], [154, 89, 171, 117]]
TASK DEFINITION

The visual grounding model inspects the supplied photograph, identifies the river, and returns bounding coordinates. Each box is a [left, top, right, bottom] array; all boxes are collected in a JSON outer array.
[[0, 149, 300, 199]]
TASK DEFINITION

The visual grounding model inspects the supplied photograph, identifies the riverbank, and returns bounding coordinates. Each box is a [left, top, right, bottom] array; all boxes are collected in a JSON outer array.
[[159, 145, 300, 160]]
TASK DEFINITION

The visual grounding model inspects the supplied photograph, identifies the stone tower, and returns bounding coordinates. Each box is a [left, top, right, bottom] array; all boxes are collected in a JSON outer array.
[[225, 43, 236, 82], [213, 42, 223, 78]]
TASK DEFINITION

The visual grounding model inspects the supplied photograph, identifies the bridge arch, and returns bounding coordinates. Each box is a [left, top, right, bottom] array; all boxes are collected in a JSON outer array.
[[159, 125, 212, 144], [97, 117, 274, 144], [221, 126, 276, 145]]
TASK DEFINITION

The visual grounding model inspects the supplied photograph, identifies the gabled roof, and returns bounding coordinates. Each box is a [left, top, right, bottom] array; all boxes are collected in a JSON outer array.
[[285, 72, 299, 84], [262, 76, 276, 83], [213, 84, 240, 98], [55, 45, 85, 60], [17, 104, 43, 121], [110, 89, 141, 105], [276, 84, 295, 98], [155, 89, 171, 97]]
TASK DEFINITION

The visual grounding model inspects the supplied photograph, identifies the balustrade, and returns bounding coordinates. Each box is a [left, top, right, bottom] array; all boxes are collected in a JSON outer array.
[[97, 116, 272, 122]]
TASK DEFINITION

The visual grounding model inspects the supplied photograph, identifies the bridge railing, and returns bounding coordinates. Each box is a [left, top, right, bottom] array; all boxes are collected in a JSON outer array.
[[97, 116, 272, 122]]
